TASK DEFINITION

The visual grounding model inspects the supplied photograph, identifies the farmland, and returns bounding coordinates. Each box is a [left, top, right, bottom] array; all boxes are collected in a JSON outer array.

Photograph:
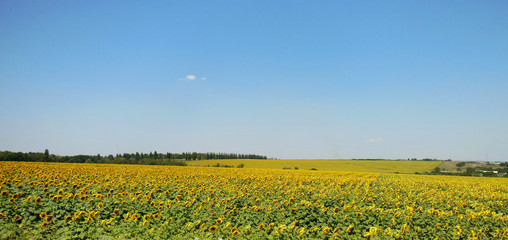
[[1, 161, 507, 239], [187, 159, 442, 174]]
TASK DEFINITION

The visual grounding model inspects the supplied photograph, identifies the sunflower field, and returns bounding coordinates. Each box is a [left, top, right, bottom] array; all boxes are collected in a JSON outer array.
[[0, 161, 507, 239]]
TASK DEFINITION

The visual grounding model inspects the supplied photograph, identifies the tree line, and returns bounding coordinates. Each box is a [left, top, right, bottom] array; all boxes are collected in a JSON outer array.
[[0, 150, 268, 166]]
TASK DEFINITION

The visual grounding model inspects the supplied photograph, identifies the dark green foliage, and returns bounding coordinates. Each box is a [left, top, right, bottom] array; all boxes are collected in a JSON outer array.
[[0, 150, 268, 167]]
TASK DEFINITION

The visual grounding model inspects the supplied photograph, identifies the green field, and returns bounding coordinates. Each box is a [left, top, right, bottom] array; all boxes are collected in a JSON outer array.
[[187, 159, 442, 174]]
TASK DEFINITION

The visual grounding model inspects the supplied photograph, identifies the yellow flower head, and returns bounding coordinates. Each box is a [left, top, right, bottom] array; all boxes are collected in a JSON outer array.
[[46, 214, 54, 222], [209, 225, 219, 232], [258, 223, 265, 230], [12, 215, 21, 222]]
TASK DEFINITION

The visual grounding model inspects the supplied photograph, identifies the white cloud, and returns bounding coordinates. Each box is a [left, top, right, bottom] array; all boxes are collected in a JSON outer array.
[[179, 75, 207, 81], [368, 137, 384, 143]]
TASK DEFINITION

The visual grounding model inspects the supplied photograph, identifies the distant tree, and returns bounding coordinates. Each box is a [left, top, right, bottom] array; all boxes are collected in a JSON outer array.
[[44, 149, 49, 162], [464, 167, 475, 176]]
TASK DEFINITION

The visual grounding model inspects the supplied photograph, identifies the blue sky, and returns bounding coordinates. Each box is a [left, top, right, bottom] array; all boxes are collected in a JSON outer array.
[[1, 1, 507, 161]]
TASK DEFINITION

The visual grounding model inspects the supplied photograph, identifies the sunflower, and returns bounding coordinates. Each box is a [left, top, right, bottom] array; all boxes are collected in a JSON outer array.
[[12, 215, 21, 222], [209, 225, 218, 232], [333, 206, 340, 213], [46, 214, 55, 222], [64, 215, 72, 221], [216, 218, 223, 224], [40, 222, 49, 227], [455, 225, 463, 235], [97, 202, 104, 208], [258, 223, 265, 230], [39, 212, 47, 219], [8, 192, 19, 199], [0, 213, 6, 219], [267, 223, 274, 231], [298, 227, 306, 236]]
